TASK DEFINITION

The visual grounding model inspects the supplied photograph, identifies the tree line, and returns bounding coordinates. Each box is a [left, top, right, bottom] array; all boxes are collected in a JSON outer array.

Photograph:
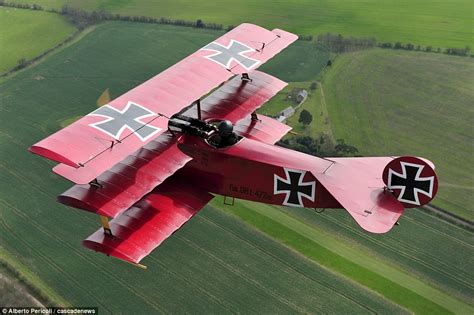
[[1, 30, 80, 77], [278, 134, 359, 157], [379, 41, 471, 57], [316, 33, 377, 53], [57, 5, 223, 30], [0, 2, 223, 30]]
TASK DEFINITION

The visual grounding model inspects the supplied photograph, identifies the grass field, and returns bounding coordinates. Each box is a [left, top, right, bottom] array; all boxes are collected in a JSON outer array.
[[0, 7, 75, 73], [279, 205, 474, 305], [11, 0, 473, 49], [0, 22, 412, 313], [216, 198, 474, 314], [321, 49, 474, 219], [1, 17, 473, 313]]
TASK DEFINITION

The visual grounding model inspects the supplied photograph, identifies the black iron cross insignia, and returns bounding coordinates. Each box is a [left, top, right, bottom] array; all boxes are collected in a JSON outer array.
[[200, 39, 260, 70], [274, 168, 315, 207], [88, 102, 162, 142], [387, 162, 434, 205]]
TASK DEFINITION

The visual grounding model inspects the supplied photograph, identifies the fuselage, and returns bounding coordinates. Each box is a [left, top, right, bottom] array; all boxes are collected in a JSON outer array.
[[177, 135, 341, 209]]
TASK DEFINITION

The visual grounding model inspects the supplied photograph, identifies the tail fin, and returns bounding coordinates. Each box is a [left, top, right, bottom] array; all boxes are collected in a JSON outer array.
[[382, 156, 438, 208]]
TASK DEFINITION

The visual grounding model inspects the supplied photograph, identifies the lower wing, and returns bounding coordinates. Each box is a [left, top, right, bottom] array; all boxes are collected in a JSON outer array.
[[82, 175, 213, 266]]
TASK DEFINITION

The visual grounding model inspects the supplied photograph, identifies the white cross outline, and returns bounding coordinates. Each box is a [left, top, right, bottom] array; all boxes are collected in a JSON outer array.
[[387, 161, 434, 205], [200, 39, 261, 70], [273, 168, 316, 207], [88, 101, 162, 142]]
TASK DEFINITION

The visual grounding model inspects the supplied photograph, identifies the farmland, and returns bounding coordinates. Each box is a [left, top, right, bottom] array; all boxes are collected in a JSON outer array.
[[9, 0, 474, 48], [216, 198, 474, 314], [0, 10, 472, 314], [321, 49, 474, 219], [0, 22, 410, 313], [0, 7, 75, 72]]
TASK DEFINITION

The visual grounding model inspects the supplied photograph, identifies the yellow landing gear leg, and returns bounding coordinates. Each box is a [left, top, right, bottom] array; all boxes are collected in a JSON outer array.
[[99, 215, 147, 269], [100, 215, 113, 237]]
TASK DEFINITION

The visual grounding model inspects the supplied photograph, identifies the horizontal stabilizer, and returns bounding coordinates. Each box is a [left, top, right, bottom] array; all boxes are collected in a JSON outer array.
[[313, 157, 404, 233]]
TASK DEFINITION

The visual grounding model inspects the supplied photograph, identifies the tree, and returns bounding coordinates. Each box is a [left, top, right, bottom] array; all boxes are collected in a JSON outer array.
[[16, 58, 28, 69], [310, 82, 317, 90], [298, 109, 313, 125], [196, 19, 204, 28], [335, 139, 359, 156]]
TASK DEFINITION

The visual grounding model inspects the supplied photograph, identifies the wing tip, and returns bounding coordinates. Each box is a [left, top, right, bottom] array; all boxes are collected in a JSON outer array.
[[82, 237, 143, 265], [272, 28, 299, 42], [29, 144, 78, 168]]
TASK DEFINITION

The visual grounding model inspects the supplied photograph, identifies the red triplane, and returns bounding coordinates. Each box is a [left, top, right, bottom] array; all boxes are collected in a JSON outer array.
[[30, 24, 438, 268]]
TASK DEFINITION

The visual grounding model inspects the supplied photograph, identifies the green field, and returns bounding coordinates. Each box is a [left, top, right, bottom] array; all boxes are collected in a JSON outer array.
[[11, 0, 474, 48], [0, 7, 75, 73], [216, 198, 474, 314], [1, 16, 473, 313], [320, 49, 474, 219], [279, 205, 474, 304], [0, 22, 412, 313]]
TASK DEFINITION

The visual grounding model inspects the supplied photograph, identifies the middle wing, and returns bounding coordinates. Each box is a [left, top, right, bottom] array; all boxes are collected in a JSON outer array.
[[58, 132, 192, 218]]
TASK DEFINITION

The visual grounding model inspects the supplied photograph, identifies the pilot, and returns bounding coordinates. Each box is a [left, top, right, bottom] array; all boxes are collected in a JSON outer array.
[[208, 120, 239, 148]]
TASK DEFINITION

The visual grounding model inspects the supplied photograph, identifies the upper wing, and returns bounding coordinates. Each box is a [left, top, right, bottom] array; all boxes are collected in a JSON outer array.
[[30, 23, 297, 183], [312, 157, 404, 233], [83, 176, 213, 265]]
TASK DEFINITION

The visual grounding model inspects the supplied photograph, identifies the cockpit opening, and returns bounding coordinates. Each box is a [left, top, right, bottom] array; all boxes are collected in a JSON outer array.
[[168, 115, 241, 149]]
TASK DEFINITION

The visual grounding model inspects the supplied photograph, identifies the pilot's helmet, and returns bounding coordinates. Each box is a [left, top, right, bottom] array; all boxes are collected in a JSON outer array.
[[217, 120, 234, 136]]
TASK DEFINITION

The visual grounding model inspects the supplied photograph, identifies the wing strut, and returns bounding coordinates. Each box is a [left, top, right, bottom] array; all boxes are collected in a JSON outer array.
[[196, 99, 202, 120]]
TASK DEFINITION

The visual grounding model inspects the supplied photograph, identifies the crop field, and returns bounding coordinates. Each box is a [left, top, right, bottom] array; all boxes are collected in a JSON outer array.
[[11, 0, 474, 48], [278, 205, 474, 304], [321, 49, 474, 219], [0, 7, 75, 73], [0, 22, 412, 313], [218, 199, 474, 314], [1, 14, 473, 314]]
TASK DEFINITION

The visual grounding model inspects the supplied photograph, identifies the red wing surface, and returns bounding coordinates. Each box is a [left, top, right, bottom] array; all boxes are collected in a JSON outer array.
[[234, 115, 291, 144], [182, 70, 292, 143], [83, 176, 213, 264], [30, 24, 297, 184], [57, 132, 191, 218]]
